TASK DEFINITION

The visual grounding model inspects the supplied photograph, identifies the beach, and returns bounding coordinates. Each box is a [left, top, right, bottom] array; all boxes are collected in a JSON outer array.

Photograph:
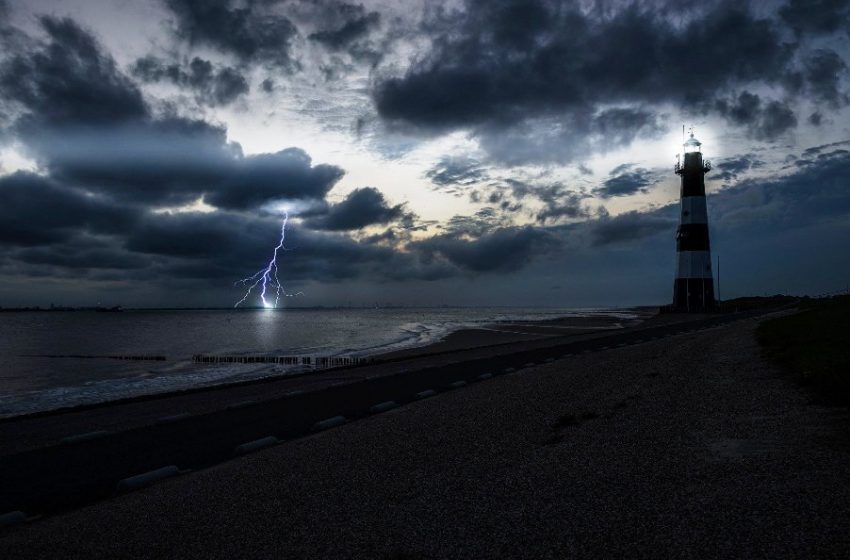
[[2, 307, 849, 557]]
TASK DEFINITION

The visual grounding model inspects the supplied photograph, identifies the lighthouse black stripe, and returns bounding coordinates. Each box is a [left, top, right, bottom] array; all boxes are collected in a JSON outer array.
[[681, 174, 706, 197], [673, 278, 715, 309], [680, 196, 708, 225], [676, 223, 710, 252]]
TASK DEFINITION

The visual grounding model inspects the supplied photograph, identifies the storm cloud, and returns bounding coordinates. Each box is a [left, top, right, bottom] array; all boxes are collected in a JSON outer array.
[[303, 187, 407, 231], [163, 0, 298, 68], [415, 226, 561, 273], [132, 56, 249, 106], [373, 0, 810, 162], [1, 16, 343, 210], [594, 165, 659, 199]]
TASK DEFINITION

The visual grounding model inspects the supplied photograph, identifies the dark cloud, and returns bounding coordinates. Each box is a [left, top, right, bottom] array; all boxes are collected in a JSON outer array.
[[801, 140, 850, 156], [714, 91, 797, 140], [0, 16, 148, 129], [13, 239, 149, 271], [132, 56, 249, 106], [713, 154, 764, 182], [374, 0, 794, 161], [780, 0, 850, 36], [164, 0, 298, 68], [0, 172, 139, 247], [415, 225, 560, 273], [302, 187, 406, 231], [122, 209, 451, 285], [712, 147, 850, 230], [439, 207, 514, 238], [508, 180, 590, 224], [803, 49, 848, 107], [594, 164, 658, 198], [25, 119, 345, 211], [205, 148, 345, 210], [0, 18, 341, 210], [309, 4, 380, 51], [591, 210, 677, 247], [426, 156, 488, 188]]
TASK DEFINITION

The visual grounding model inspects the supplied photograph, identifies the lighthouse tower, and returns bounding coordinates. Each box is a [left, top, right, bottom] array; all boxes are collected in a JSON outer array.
[[673, 129, 716, 311]]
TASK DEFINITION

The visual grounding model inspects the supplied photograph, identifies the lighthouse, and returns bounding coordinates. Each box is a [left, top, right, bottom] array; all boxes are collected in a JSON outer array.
[[672, 129, 716, 311]]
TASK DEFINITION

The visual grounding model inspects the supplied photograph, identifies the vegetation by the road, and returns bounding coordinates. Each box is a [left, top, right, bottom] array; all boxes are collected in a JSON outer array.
[[721, 294, 797, 312], [757, 295, 850, 405]]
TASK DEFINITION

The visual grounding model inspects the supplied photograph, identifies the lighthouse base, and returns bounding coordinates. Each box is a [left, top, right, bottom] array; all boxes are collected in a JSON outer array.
[[672, 278, 717, 312]]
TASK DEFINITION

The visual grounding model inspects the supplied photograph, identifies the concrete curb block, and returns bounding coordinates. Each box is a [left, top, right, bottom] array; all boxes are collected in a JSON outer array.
[[116, 465, 179, 493], [225, 400, 256, 410], [311, 416, 347, 432], [233, 436, 280, 455], [369, 401, 398, 413], [477, 373, 493, 380], [60, 430, 110, 444], [156, 412, 191, 424], [449, 380, 467, 389], [0, 511, 27, 528], [416, 389, 437, 399]]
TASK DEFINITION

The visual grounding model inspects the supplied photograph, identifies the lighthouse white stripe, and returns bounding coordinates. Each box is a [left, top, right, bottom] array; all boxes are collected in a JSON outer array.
[[679, 196, 708, 225], [676, 251, 713, 279]]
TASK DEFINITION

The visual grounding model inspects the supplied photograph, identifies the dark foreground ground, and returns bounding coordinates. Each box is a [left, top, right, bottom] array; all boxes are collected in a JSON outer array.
[[2, 309, 849, 558]]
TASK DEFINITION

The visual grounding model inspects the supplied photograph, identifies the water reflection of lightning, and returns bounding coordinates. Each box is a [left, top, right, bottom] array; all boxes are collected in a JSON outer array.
[[234, 211, 303, 308]]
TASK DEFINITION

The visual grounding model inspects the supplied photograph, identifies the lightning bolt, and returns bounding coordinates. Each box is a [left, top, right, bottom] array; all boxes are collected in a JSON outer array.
[[234, 211, 303, 308]]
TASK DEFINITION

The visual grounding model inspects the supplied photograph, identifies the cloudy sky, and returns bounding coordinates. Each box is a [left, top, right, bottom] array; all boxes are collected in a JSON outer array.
[[0, 0, 848, 308]]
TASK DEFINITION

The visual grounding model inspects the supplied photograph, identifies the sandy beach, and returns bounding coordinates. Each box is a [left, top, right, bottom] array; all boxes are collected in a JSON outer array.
[[2, 307, 849, 557]]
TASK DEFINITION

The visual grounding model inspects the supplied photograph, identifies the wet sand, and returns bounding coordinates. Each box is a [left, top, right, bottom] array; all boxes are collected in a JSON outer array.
[[380, 311, 646, 359], [2, 310, 849, 558]]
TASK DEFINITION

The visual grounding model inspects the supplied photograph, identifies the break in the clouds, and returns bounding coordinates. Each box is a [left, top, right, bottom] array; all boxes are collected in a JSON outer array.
[[0, 0, 849, 306]]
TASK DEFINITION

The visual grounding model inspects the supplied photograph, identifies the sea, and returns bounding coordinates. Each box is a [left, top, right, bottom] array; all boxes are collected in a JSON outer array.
[[0, 307, 635, 418]]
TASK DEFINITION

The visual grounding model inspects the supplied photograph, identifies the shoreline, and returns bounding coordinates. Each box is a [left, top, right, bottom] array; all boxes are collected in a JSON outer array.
[[1, 308, 649, 420], [377, 309, 651, 360]]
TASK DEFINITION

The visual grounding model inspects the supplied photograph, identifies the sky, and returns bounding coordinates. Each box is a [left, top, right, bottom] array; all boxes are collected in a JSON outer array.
[[0, 0, 848, 308]]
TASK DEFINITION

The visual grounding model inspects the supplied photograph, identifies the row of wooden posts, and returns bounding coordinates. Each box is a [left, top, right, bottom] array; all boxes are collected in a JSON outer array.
[[33, 354, 167, 361], [191, 355, 372, 367]]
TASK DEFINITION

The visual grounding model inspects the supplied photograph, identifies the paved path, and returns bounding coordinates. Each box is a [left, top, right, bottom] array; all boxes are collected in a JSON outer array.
[[3, 313, 850, 558]]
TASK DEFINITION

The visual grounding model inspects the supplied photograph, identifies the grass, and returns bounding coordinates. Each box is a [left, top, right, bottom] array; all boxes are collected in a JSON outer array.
[[757, 295, 850, 405], [721, 294, 798, 312]]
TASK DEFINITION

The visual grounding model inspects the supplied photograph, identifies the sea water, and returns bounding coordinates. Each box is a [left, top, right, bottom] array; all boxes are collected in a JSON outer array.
[[0, 307, 633, 417]]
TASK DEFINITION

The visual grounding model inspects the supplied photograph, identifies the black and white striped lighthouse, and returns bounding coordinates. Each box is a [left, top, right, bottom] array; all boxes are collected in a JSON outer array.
[[672, 129, 716, 311]]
